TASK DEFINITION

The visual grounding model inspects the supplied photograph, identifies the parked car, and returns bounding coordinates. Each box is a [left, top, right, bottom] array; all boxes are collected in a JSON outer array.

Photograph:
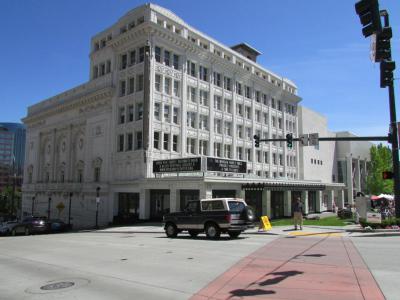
[[163, 198, 255, 239], [8, 217, 49, 236], [0, 221, 18, 235], [48, 219, 70, 233]]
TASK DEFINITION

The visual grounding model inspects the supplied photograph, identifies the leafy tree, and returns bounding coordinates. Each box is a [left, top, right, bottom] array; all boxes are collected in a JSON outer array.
[[0, 186, 21, 215], [366, 144, 393, 195]]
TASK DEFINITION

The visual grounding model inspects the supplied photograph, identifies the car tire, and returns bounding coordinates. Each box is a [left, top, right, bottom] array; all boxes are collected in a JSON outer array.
[[188, 230, 199, 238], [205, 223, 220, 239], [165, 223, 178, 238], [243, 206, 255, 222], [228, 231, 241, 239], [24, 227, 30, 236]]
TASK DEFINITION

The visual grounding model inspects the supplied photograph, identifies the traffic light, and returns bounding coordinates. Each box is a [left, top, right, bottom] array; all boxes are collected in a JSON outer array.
[[254, 135, 260, 148], [286, 133, 293, 148], [380, 60, 396, 88], [355, 0, 382, 37], [375, 27, 392, 62], [382, 171, 394, 179]]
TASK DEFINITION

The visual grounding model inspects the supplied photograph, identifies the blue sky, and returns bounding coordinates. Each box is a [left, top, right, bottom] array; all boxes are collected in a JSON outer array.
[[0, 0, 399, 137]]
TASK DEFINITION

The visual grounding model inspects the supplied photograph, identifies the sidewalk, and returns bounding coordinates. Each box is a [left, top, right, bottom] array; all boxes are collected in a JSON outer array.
[[190, 234, 385, 300]]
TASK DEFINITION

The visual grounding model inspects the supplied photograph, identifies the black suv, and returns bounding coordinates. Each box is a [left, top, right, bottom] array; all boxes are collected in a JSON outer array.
[[163, 198, 255, 239]]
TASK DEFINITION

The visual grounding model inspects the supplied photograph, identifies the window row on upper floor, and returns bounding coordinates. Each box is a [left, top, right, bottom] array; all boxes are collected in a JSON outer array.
[[119, 74, 144, 97], [117, 131, 143, 152], [92, 60, 111, 80], [117, 103, 143, 125], [119, 46, 146, 70]]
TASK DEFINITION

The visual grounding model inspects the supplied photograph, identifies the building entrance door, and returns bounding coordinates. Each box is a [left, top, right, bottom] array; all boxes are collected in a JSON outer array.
[[150, 190, 170, 221], [115, 193, 140, 224], [308, 191, 317, 213], [271, 191, 284, 219], [180, 190, 200, 211]]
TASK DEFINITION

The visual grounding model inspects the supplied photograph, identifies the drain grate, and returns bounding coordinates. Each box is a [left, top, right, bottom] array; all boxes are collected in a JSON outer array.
[[40, 282, 75, 290]]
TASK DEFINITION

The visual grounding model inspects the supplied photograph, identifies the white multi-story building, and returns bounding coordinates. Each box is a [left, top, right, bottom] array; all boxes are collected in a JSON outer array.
[[298, 106, 372, 211], [22, 4, 346, 227]]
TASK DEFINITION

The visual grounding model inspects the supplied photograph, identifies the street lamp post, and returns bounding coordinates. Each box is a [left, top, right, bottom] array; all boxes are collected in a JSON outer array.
[[47, 193, 52, 220], [11, 155, 16, 216], [95, 187, 100, 229], [68, 192, 72, 226]]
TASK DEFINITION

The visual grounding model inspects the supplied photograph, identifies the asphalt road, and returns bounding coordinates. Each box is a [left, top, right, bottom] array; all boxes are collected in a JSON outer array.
[[0, 231, 278, 300]]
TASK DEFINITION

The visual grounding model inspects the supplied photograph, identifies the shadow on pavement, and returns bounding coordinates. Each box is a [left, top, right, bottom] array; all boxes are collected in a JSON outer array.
[[155, 235, 248, 241]]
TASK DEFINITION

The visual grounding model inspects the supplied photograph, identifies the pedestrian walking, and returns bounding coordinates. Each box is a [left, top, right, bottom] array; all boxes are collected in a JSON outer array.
[[293, 197, 303, 230]]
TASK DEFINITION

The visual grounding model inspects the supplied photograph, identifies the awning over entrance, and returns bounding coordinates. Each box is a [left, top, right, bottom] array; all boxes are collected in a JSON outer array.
[[242, 182, 326, 191]]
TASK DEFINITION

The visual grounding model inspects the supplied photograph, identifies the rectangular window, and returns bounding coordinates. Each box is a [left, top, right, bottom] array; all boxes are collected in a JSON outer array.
[[93, 66, 98, 79], [137, 74, 144, 91], [213, 72, 221, 87], [127, 133, 133, 151], [187, 138, 196, 154], [119, 107, 125, 124], [246, 127, 252, 140], [187, 112, 196, 128], [236, 82, 242, 95], [237, 104, 243, 116], [255, 91, 260, 102], [199, 115, 208, 130], [164, 50, 170, 66], [199, 140, 208, 155], [224, 99, 231, 113], [199, 66, 208, 81], [121, 54, 127, 69], [136, 132, 143, 149], [118, 134, 124, 152], [245, 86, 251, 98], [106, 60, 111, 73], [199, 90, 208, 106], [155, 46, 161, 63], [264, 151, 269, 163], [237, 125, 243, 139], [214, 142, 221, 157], [188, 86, 196, 102], [173, 135, 178, 152], [246, 149, 251, 161], [99, 63, 105, 76], [255, 110, 260, 122], [173, 54, 179, 69], [155, 74, 161, 92], [129, 50, 136, 65], [214, 95, 221, 110], [163, 133, 169, 150], [224, 145, 231, 159], [154, 132, 160, 149], [237, 147, 243, 160], [173, 107, 179, 124], [224, 121, 231, 136], [164, 104, 171, 122], [139, 47, 145, 62], [154, 103, 161, 120], [187, 61, 196, 77], [263, 113, 268, 125], [128, 105, 134, 122], [119, 80, 126, 97], [245, 106, 251, 119], [128, 77, 135, 94], [173, 80, 180, 97], [136, 103, 143, 120], [263, 94, 268, 105], [164, 77, 171, 95], [214, 119, 222, 134], [224, 76, 231, 91]]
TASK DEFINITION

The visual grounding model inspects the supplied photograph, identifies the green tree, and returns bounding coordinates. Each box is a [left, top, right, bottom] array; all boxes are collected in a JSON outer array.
[[366, 144, 393, 195]]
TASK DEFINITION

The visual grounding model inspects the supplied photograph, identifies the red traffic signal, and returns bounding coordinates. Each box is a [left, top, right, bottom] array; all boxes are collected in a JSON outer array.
[[382, 171, 394, 179]]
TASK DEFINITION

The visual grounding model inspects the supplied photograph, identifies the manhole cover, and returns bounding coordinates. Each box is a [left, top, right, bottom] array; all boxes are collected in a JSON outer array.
[[25, 278, 90, 294], [40, 282, 75, 290]]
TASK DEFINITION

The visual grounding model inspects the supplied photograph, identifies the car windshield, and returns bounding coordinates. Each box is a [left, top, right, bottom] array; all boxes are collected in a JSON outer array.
[[228, 201, 245, 212]]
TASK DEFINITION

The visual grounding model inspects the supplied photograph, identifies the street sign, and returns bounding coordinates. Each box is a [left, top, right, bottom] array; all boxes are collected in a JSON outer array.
[[299, 134, 309, 146], [309, 133, 319, 146]]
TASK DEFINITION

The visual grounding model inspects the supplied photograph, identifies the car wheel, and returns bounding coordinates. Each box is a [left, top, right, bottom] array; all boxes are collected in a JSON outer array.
[[205, 223, 220, 239], [243, 206, 255, 222], [188, 230, 199, 238], [165, 223, 178, 238], [228, 231, 241, 239], [24, 227, 30, 236]]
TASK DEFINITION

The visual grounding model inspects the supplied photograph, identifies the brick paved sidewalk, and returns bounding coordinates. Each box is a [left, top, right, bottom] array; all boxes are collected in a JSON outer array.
[[191, 234, 384, 300]]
